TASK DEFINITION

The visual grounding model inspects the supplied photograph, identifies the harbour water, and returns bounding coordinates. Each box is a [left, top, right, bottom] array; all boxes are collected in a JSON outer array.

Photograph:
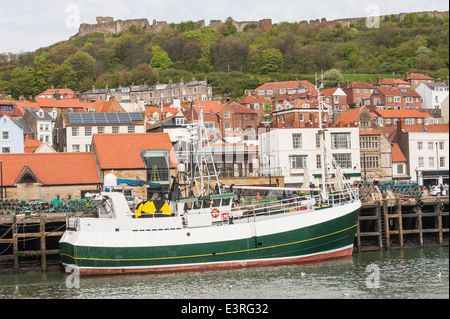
[[0, 247, 448, 299]]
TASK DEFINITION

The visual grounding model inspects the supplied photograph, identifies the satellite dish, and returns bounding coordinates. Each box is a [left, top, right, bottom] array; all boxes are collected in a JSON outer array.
[[104, 173, 117, 188], [177, 163, 186, 173]]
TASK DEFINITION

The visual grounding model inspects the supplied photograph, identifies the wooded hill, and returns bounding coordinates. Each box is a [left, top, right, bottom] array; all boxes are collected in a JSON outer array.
[[0, 12, 448, 100]]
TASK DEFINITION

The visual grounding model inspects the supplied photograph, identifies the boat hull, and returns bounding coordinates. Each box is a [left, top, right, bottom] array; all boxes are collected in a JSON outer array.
[[60, 202, 360, 276]]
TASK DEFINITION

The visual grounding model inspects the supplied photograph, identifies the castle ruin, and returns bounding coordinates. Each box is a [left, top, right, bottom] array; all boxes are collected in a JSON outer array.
[[74, 11, 449, 38]]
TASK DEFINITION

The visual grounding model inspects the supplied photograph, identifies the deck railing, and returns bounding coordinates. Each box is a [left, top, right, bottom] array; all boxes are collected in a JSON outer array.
[[231, 188, 359, 220]]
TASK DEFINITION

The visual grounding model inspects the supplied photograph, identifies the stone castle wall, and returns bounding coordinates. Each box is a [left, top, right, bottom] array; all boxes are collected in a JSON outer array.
[[75, 11, 449, 38]]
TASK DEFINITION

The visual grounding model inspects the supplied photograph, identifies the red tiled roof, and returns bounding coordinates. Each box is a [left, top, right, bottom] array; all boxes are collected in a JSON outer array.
[[402, 124, 449, 133], [238, 95, 267, 104], [373, 109, 432, 118], [24, 138, 42, 153], [405, 73, 434, 80], [192, 100, 224, 114], [375, 86, 420, 97], [255, 80, 315, 91], [35, 97, 84, 109], [37, 88, 75, 98], [391, 143, 407, 162], [334, 107, 362, 126], [343, 82, 376, 89], [0, 152, 100, 187], [93, 133, 179, 169], [380, 78, 410, 86]]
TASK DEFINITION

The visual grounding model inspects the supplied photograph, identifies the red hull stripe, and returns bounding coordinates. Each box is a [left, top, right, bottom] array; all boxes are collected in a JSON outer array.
[[70, 246, 353, 276]]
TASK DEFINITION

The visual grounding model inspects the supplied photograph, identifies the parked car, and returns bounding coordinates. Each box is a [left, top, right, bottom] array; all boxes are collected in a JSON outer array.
[[429, 185, 448, 196]]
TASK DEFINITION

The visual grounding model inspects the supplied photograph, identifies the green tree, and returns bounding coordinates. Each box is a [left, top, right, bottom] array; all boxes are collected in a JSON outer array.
[[48, 62, 78, 89], [129, 63, 159, 84], [150, 46, 174, 70], [323, 68, 344, 88], [10, 66, 37, 99], [246, 44, 261, 74], [260, 48, 283, 74], [65, 51, 97, 83]]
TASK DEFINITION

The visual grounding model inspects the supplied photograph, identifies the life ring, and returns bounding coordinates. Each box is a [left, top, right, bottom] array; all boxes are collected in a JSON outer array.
[[221, 212, 230, 220], [211, 208, 220, 218]]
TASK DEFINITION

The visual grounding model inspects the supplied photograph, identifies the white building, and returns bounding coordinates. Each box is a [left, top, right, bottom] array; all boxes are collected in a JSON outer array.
[[415, 81, 449, 109], [393, 121, 449, 186], [259, 127, 361, 187], [53, 112, 146, 152]]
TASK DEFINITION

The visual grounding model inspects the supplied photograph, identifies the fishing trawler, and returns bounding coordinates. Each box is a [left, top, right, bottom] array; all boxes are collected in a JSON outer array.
[[59, 96, 361, 276]]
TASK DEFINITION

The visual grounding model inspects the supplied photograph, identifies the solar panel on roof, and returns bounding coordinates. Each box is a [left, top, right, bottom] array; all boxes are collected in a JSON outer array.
[[129, 113, 143, 121], [81, 113, 95, 124], [93, 113, 107, 123], [117, 113, 132, 124], [69, 113, 83, 124], [105, 113, 120, 123]]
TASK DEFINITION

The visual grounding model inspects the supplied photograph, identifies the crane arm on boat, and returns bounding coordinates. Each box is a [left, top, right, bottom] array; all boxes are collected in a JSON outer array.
[[116, 179, 161, 188]]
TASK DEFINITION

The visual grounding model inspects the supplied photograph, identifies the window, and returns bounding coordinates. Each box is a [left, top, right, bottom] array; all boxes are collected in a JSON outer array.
[[315, 133, 321, 148], [316, 154, 322, 169], [361, 155, 379, 169], [333, 153, 352, 168], [85, 144, 91, 152], [439, 142, 445, 150], [394, 96, 401, 103], [112, 126, 119, 134], [98, 127, 105, 134], [224, 110, 230, 119], [128, 126, 135, 133], [85, 127, 92, 136], [397, 164, 404, 174], [72, 127, 79, 137], [440, 157, 445, 168], [1, 146, 10, 153], [417, 142, 423, 150], [429, 157, 435, 167], [360, 136, 379, 149], [1, 130, 9, 141], [258, 90, 265, 95], [428, 142, 433, 150], [292, 133, 302, 149], [405, 118, 414, 125], [72, 144, 80, 152], [331, 133, 351, 149], [224, 123, 231, 131], [418, 157, 424, 168], [291, 156, 307, 169]]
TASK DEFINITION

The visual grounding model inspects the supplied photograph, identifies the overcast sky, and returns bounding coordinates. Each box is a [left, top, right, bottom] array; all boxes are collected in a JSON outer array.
[[1, 0, 449, 54]]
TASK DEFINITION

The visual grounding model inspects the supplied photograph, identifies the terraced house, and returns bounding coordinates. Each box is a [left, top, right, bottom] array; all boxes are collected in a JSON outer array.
[[81, 78, 213, 105]]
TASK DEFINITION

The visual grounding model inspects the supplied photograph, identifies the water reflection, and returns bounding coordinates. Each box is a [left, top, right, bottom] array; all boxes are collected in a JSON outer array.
[[0, 247, 448, 299]]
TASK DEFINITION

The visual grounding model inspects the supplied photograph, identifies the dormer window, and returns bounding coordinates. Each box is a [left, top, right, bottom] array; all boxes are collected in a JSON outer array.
[[38, 110, 44, 118]]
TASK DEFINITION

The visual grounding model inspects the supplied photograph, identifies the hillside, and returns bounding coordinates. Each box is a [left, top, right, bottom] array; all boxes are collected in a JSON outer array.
[[0, 12, 448, 100]]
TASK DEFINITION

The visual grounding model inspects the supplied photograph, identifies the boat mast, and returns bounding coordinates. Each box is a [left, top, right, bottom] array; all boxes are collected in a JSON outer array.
[[317, 72, 327, 198]]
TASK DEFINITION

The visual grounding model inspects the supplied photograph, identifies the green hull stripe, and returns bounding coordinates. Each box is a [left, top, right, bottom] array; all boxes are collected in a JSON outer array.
[[60, 209, 359, 268], [61, 223, 356, 263]]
